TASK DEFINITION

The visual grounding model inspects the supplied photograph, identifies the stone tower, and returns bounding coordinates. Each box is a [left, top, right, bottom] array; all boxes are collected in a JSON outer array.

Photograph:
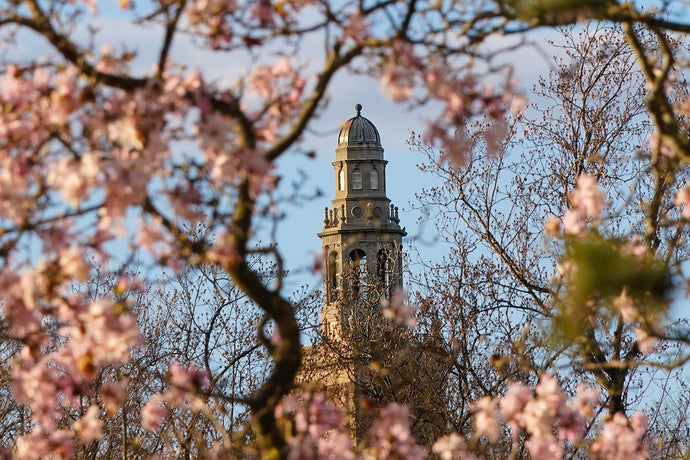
[[306, 106, 446, 445], [318, 104, 406, 342]]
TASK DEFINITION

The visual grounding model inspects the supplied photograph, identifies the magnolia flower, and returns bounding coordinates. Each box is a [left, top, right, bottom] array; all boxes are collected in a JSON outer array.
[[432, 433, 479, 460], [472, 396, 502, 440], [141, 394, 168, 431], [364, 404, 425, 460], [562, 174, 607, 236], [73, 406, 103, 445], [572, 174, 606, 218], [613, 289, 638, 322], [381, 288, 416, 328], [675, 185, 690, 219]]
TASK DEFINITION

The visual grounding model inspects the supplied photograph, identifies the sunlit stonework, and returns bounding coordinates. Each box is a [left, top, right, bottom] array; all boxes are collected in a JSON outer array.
[[318, 104, 406, 343], [301, 105, 454, 443]]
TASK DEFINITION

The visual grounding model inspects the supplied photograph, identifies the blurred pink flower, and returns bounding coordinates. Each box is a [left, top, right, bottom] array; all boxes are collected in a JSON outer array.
[[381, 288, 416, 328], [141, 393, 168, 431], [572, 174, 605, 218], [365, 404, 425, 460], [675, 185, 690, 219], [73, 405, 103, 445], [613, 289, 638, 322], [473, 396, 502, 440], [591, 412, 649, 459]]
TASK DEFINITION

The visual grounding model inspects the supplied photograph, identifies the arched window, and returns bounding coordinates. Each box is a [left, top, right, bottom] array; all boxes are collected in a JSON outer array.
[[377, 249, 393, 298], [352, 168, 362, 190], [338, 167, 345, 191], [328, 252, 339, 301], [370, 168, 379, 190], [349, 249, 367, 297]]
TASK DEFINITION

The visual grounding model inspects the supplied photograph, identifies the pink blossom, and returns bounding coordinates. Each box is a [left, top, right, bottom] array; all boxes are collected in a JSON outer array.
[[73, 405, 103, 445], [563, 174, 606, 236], [634, 328, 658, 354], [631, 411, 648, 437], [572, 383, 601, 418], [100, 379, 129, 415], [432, 433, 479, 460], [525, 434, 563, 459], [499, 382, 532, 419], [502, 376, 566, 447], [572, 174, 606, 218], [613, 289, 638, 322], [424, 120, 476, 169], [314, 430, 355, 459], [675, 185, 690, 219], [381, 288, 416, 328], [32, 66, 50, 89], [304, 393, 344, 438], [483, 118, 510, 157], [340, 11, 372, 45], [251, 0, 275, 26], [141, 393, 168, 431], [364, 404, 425, 460], [16, 428, 75, 460], [186, 0, 235, 47], [563, 208, 586, 236], [57, 247, 90, 283], [557, 406, 586, 443], [379, 42, 420, 103], [591, 412, 649, 459], [62, 299, 143, 376], [510, 93, 527, 114], [648, 131, 675, 158], [535, 374, 567, 412], [169, 362, 212, 393], [473, 396, 502, 440], [278, 392, 353, 459], [2, 64, 27, 98], [627, 235, 647, 257]]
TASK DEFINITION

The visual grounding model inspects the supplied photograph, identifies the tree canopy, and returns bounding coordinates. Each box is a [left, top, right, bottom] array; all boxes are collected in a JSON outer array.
[[1, 0, 690, 458]]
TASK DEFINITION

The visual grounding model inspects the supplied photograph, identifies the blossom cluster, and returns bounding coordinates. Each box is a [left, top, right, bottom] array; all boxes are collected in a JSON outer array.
[[276, 376, 649, 460], [276, 394, 425, 460], [474, 375, 601, 457], [381, 288, 417, 328], [466, 374, 648, 459], [376, 41, 523, 167], [545, 174, 664, 353], [141, 363, 213, 432], [545, 174, 607, 237], [4, 264, 142, 459]]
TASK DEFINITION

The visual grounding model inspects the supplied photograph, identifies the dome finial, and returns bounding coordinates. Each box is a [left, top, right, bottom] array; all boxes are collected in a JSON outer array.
[[355, 103, 362, 116]]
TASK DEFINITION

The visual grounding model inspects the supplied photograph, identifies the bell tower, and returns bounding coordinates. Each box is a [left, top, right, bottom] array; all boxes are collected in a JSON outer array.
[[318, 104, 406, 341]]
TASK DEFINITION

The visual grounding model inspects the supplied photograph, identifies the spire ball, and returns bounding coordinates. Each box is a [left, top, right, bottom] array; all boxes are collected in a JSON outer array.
[[355, 103, 362, 115]]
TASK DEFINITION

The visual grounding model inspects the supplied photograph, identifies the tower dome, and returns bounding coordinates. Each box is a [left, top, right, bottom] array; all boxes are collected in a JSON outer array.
[[337, 104, 381, 147]]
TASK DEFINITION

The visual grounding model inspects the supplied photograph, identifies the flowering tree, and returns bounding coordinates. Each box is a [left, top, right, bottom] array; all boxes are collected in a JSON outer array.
[[2, 0, 690, 458], [410, 22, 690, 457]]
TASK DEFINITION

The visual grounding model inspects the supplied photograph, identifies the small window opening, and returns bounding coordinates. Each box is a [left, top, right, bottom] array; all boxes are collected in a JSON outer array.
[[352, 169, 362, 190], [370, 169, 379, 190]]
